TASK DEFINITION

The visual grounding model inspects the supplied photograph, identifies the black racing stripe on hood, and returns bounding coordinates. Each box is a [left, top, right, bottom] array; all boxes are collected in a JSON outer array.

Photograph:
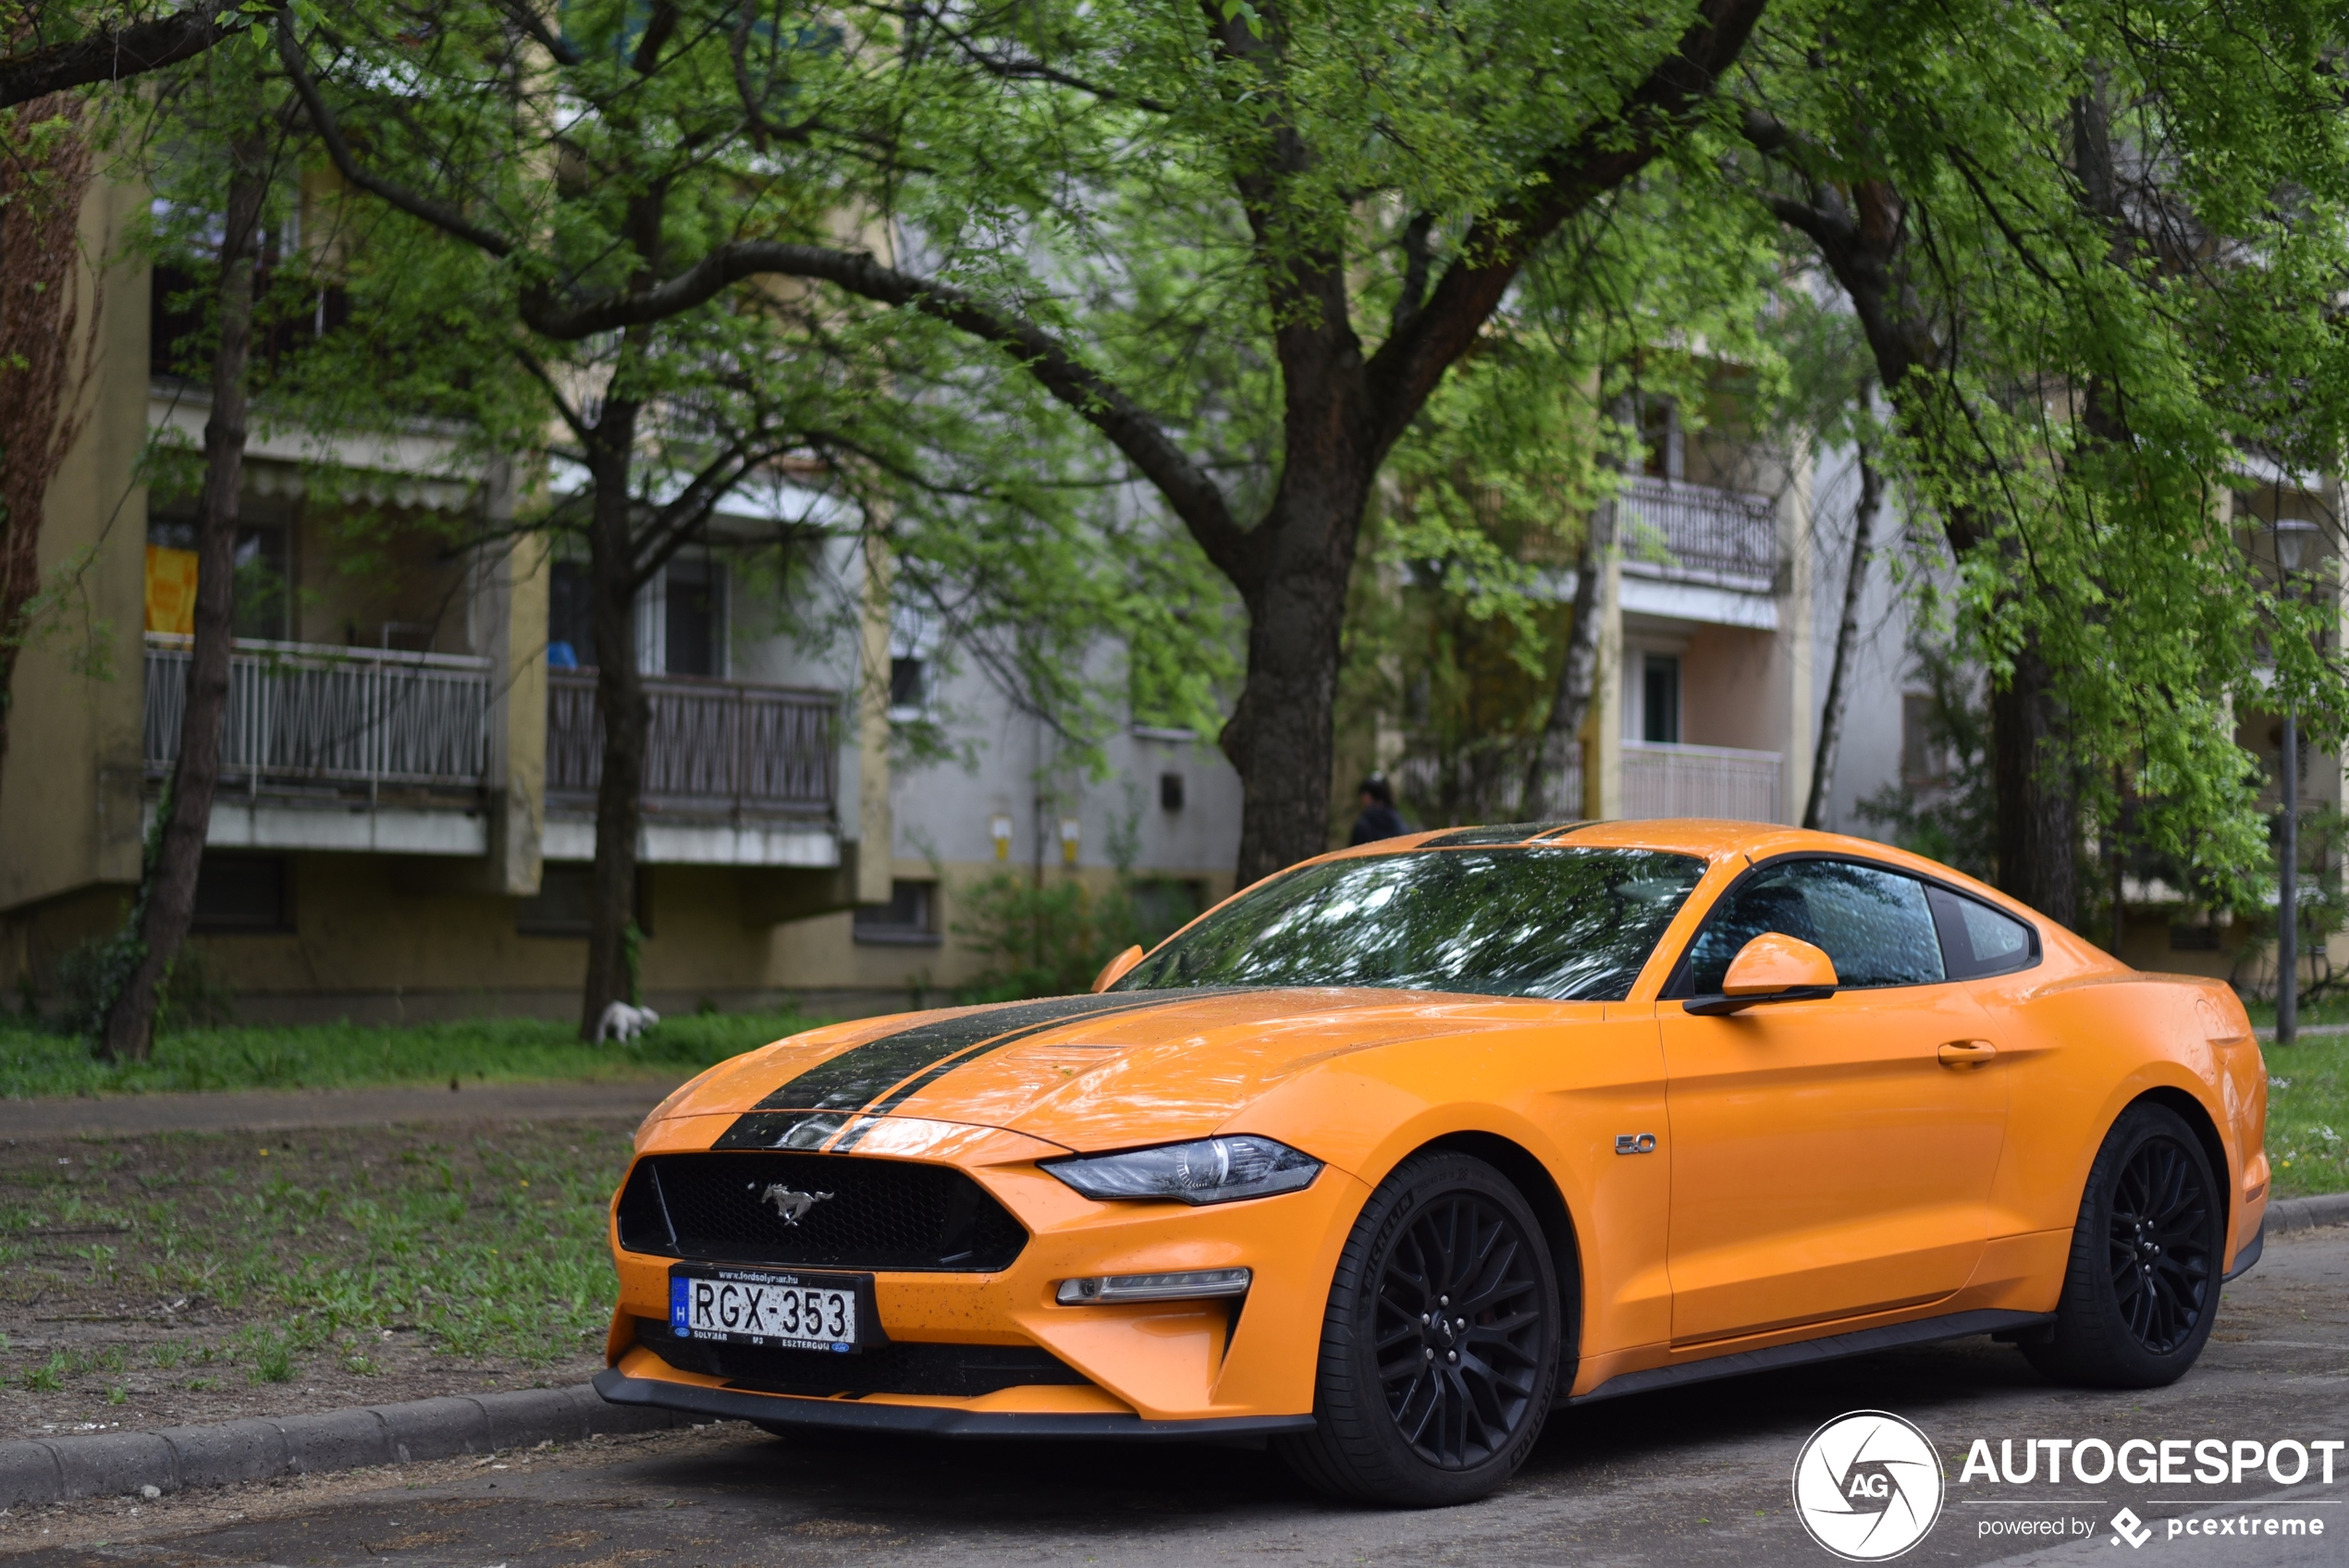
[[714, 989, 1242, 1153], [826, 991, 1229, 1149], [743, 994, 1169, 1116]]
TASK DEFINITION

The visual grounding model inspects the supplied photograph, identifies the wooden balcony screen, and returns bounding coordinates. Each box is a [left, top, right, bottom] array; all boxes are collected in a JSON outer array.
[[545, 671, 836, 818], [143, 635, 490, 790]]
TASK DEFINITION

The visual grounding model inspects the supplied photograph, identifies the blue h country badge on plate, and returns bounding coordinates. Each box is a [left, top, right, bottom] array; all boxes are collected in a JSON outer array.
[[670, 1277, 690, 1331]]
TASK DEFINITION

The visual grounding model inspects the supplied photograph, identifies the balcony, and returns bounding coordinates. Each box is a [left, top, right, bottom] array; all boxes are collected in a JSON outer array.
[[545, 671, 837, 822], [1615, 475, 1779, 594], [143, 633, 492, 855], [1622, 741, 1781, 822], [144, 634, 490, 793]]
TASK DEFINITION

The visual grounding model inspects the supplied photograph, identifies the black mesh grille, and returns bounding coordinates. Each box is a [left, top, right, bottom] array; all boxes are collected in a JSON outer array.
[[615, 1152, 1027, 1272], [633, 1318, 1088, 1398]]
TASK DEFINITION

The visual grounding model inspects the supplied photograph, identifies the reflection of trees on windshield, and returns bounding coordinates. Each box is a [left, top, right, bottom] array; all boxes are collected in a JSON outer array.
[[1115, 849, 1705, 1001]]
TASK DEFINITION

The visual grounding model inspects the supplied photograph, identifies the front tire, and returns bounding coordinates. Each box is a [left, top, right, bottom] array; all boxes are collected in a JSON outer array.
[[2022, 1101, 2224, 1388], [1277, 1152, 1563, 1507]]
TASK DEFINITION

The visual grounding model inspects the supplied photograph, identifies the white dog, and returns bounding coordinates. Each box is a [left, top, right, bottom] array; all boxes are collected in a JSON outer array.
[[596, 1000, 661, 1043]]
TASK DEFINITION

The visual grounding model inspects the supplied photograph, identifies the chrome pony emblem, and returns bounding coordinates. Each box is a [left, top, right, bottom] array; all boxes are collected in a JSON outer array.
[[759, 1184, 834, 1225]]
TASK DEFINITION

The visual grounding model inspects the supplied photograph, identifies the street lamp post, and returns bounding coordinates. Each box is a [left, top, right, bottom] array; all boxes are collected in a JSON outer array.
[[2274, 517, 2319, 1048]]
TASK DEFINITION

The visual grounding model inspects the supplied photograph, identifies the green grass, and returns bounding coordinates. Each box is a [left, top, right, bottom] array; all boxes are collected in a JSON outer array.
[[2241, 994, 2349, 1030], [2265, 1031, 2349, 1197], [0, 1009, 826, 1099], [0, 1121, 639, 1375]]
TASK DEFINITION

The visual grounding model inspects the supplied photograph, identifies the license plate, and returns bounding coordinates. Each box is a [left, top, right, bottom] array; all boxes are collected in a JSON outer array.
[[669, 1267, 863, 1352]]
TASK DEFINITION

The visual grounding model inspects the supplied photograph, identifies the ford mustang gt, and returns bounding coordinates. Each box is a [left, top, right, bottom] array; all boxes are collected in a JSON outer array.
[[595, 820, 2267, 1505]]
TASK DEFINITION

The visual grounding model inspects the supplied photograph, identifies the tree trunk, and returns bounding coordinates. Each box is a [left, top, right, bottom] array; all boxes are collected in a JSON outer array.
[[101, 130, 267, 1060], [1989, 642, 2079, 925], [579, 401, 648, 1039], [0, 93, 96, 796], [1218, 472, 1371, 889], [1803, 446, 1882, 830]]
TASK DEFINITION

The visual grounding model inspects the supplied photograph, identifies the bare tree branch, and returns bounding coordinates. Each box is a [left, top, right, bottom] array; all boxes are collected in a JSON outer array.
[[0, 0, 271, 109], [523, 238, 1248, 573], [275, 16, 520, 260]]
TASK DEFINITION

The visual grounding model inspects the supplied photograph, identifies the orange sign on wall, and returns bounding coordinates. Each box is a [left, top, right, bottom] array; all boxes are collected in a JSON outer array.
[[144, 545, 198, 635]]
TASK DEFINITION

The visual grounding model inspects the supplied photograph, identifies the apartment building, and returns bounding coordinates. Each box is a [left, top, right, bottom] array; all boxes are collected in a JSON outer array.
[[0, 184, 1240, 1022]]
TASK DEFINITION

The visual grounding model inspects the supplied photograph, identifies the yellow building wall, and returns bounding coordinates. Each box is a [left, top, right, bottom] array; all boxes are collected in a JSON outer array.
[[0, 180, 151, 914]]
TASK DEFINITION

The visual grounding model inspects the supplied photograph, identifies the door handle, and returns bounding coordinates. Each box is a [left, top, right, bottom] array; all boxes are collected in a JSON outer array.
[[1937, 1039, 1998, 1070]]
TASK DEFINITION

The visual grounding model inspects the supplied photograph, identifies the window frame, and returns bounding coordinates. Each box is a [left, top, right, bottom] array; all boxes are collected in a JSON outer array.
[[1658, 851, 2042, 999], [190, 853, 293, 935], [853, 879, 942, 947]]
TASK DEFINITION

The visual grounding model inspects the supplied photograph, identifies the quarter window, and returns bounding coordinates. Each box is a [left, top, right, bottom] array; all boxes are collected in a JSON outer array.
[[1686, 859, 1946, 993], [1926, 887, 2036, 979]]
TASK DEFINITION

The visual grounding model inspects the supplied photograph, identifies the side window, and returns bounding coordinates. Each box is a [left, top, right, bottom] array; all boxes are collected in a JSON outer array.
[[1686, 860, 1947, 993], [1926, 887, 2036, 979]]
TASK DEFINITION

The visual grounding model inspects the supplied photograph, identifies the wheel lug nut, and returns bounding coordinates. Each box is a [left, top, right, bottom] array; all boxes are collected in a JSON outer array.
[[1424, 1348, 1433, 1361], [1439, 1296, 1449, 1306], [1446, 1351, 1457, 1363]]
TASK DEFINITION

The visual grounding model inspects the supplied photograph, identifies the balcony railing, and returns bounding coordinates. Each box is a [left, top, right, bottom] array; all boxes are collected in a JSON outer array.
[[547, 671, 836, 819], [1616, 475, 1779, 593], [143, 634, 490, 790], [1622, 740, 1781, 822]]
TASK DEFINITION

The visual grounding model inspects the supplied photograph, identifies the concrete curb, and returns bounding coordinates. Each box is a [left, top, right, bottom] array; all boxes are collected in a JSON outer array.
[[2268, 1192, 2349, 1235], [0, 1382, 688, 1511]]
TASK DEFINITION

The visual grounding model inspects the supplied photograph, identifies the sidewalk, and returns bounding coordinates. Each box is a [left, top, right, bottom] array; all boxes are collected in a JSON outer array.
[[0, 1076, 685, 1142]]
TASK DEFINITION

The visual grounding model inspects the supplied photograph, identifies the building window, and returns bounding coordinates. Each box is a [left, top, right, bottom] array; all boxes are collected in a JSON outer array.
[[191, 854, 290, 933], [854, 880, 940, 945], [2168, 922, 2220, 951], [548, 558, 594, 669], [144, 515, 289, 641], [890, 655, 926, 710], [1901, 693, 1947, 784], [1640, 397, 1682, 481], [665, 557, 723, 677], [888, 606, 936, 720], [1160, 772, 1185, 811], [1641, 654, 1680, 743], [518, 864, 651, 937]]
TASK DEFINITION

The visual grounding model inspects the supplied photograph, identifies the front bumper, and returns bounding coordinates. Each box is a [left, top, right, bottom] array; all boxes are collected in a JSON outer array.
[[608, 1115, 1371, 1426], [594, 1366, 1316, 1439]]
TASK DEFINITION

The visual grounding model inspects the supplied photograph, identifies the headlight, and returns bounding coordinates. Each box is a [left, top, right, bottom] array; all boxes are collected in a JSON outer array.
[[1042, 1135, 1322, 1206]]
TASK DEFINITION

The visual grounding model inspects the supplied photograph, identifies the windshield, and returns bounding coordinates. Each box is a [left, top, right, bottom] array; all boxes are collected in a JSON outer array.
[[1113, 847, 1706, 1001]]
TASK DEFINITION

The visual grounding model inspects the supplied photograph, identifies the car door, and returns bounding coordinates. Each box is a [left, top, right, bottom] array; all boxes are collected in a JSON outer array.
[[1659, 857, 2011, 1344]]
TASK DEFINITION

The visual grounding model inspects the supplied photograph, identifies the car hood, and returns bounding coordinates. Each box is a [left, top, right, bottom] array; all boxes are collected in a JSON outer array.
[[660, 987, 1538, 1153]]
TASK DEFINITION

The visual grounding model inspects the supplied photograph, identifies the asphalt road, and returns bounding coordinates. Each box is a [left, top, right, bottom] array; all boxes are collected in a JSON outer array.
[[5, 1225, 2343, 1568]]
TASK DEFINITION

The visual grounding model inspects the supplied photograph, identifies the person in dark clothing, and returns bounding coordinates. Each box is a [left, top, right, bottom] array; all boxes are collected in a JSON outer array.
[[1349, 777, 1408, 846]]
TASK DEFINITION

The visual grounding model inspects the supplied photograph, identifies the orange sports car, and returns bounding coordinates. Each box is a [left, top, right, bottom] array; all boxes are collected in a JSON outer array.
[[596, 821, 2267, 1505]]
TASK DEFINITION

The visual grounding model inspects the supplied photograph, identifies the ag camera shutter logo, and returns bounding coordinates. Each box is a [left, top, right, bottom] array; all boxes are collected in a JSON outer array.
[[1792, 1410, 1945, 1561]]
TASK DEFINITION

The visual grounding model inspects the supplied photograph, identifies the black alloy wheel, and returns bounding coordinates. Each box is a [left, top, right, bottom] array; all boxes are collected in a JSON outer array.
[[1374, 1192, 1549, 1468], [2023, 1100, 2226, 1389], [2104, 1131, 2215, 1354], [1277, 1152, 1565, 1506]]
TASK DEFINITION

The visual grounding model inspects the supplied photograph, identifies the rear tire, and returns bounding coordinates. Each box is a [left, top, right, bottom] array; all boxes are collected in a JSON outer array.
[[1276, 1152, 1563, 1507], [2021, 1101, 2224, 1389]]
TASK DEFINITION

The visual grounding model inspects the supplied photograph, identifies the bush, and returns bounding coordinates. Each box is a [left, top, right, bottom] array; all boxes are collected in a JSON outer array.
[[950, 872, 1203, 1002], [52, 937, 238, 1038]]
